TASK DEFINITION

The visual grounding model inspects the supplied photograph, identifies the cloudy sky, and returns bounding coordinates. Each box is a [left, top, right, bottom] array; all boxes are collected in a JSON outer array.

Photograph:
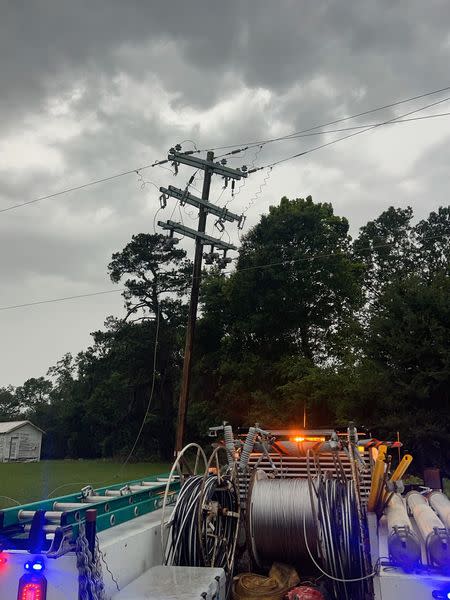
[[1, 0, 450, 386]]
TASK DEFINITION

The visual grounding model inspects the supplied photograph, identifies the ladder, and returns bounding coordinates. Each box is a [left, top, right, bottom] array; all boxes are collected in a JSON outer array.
[[0, 473, 180, 557]]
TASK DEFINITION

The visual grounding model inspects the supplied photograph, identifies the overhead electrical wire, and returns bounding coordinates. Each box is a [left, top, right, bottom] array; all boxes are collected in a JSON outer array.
[[2, 232, 448, 313], [118, 303, 161, 470], [0, 288, 124, 311], [205, 83, 450, 153], [0, 158, 170, 214], [2, 85, 450, 216], [248, 94, 450, 172]]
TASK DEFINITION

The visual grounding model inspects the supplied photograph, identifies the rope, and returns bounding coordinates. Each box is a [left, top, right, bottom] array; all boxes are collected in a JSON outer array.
[[233, 563, 300, 600]]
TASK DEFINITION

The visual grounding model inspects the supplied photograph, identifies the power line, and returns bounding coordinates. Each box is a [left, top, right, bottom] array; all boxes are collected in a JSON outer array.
[[246, 111, 450, 144], [119, 303, 161, 470], [249, 94, 450, 172], [206, 83, 450, 153], [2, 233, 448, 313], [3, 86, 450, 216], [0, 159, 170, 214], [0, 288, 124, 311]]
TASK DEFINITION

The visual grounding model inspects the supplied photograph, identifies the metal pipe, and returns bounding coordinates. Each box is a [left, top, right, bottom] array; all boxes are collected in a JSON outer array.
[[385, 493, 421, 567], [19, 510, 63, 522], [429, 491, 450, 529], [24, 524, 59, 533], [83, 496, 111, 503], [407, 491, 450, 568], [53, 502, 86, 511]]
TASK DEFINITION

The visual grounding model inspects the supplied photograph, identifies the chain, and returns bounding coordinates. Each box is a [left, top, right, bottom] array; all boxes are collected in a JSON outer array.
[[76, 523, 108, 600]]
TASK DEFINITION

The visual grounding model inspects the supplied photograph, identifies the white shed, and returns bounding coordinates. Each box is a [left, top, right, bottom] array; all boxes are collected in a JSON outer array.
[[0, 421, 44, 463]]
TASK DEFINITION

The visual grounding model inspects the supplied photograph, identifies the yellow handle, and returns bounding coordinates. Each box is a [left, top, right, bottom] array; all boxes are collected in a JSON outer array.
[[367, 445, 387, 512], [389, 454, 413, 484]]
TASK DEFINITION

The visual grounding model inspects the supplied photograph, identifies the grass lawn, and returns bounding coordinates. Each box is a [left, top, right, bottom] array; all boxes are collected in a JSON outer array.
[[0, 460, 171, 509]]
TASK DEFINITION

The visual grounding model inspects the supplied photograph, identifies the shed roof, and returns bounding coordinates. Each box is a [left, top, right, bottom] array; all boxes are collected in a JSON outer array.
[[0, 420, 44, 434]]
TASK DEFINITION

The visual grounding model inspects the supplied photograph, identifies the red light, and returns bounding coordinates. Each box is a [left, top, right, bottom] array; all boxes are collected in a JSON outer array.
[[18, 574, 47, 600], [0, 554, 7, 564]]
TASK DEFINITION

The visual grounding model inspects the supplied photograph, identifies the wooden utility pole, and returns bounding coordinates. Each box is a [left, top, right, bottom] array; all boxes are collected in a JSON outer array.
[[158, 149, 246, 453], [175, 150, 213, 452]]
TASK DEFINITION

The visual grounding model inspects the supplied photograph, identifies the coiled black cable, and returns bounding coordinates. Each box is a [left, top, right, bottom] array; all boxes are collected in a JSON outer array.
[[164, 474, 239, 571]]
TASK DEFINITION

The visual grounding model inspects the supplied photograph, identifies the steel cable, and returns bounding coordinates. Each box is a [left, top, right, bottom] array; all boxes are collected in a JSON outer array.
[[249, 478, 318, 569]]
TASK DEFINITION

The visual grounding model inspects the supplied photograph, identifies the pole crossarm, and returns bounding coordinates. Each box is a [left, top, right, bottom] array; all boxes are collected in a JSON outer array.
[[168, 151, 247, 180], [160, 185, 242, 224], [158, 220, 237, 251]]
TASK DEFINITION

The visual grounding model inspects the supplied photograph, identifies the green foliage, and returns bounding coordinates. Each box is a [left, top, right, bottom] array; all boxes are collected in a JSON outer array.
[[4, 198, 450, 476]]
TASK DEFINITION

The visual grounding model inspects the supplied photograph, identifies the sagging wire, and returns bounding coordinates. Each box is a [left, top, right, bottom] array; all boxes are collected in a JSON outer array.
[[203, 83, 450, 153], [247, 94, 450, 173], [135, 170, 161, 193], [238, 166, 273, 242], [176, 139, 199, 151]]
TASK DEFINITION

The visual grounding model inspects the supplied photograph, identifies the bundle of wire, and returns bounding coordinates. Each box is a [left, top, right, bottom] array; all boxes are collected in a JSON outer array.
[[249, 478, 317, 569], [314, 478, 371, 600], [164, 474, 239, 570]]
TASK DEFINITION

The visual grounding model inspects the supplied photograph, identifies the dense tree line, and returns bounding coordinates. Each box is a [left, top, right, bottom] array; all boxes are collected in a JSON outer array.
[[1, 197, 449, 472]]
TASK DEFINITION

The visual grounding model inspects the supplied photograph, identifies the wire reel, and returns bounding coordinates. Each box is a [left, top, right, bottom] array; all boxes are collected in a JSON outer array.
[[161, 444, 240, 575], [160, 443, 207, 555], [197, 445, 240, 572]]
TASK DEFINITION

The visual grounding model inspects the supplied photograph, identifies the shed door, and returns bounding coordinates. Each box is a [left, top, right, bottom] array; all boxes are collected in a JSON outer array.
[[9, 436, 19, 460]]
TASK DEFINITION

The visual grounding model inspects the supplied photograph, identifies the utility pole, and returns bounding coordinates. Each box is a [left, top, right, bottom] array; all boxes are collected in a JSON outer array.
[[176, 149, 212, 454], [158, 149, 247, 453]]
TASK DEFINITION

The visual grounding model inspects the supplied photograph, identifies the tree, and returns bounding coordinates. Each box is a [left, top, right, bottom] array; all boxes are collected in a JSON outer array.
[[108, 233, 192, 326], [196, 196, 363, 428], [353, 206, 415, 303], [0, 386, 20, 421], [15, 377, 52, 412]]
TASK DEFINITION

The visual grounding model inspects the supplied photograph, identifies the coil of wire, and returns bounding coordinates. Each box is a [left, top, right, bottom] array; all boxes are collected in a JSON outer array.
[[248, 476, 318, 569], [164, 474, 239, 570]]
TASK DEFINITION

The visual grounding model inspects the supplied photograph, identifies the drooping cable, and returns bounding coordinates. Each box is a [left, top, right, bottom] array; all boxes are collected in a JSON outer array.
[[249, 94, 450, 173], [205, 83, 450, 153]]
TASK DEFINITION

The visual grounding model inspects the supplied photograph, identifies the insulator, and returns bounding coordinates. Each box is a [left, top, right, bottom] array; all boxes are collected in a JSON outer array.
[[159, 193, 168, 209], [223, 425, 235, 466], [215, 219, 225, 233], [239, 427, 257, 471]]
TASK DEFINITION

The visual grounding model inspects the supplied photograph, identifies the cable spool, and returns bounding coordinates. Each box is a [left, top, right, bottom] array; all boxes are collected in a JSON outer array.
[[163, 445, 240, 574], [248, 472, 318, 569], [248, 471, 371, 600]]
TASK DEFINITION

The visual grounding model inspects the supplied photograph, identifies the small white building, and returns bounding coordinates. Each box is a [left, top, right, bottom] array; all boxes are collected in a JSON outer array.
[[0, 421, 44, 462]]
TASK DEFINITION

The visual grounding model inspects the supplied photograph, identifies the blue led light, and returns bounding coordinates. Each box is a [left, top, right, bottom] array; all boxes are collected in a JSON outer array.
[[446, 593, 450, 600], [24, 559, 45, 573]]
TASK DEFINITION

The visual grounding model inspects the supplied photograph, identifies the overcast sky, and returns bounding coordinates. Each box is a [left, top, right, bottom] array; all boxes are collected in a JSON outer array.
[[1, 0, 450, 386]]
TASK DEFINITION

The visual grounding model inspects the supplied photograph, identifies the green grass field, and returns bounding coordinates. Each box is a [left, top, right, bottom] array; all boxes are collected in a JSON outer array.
[[0, 460, 171, 509]]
